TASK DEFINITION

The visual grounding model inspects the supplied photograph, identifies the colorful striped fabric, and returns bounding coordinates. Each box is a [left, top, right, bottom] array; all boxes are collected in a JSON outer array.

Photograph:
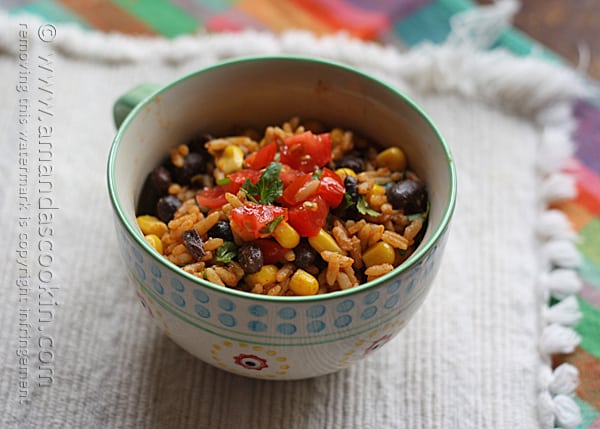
[[7, 0, 600, 426]]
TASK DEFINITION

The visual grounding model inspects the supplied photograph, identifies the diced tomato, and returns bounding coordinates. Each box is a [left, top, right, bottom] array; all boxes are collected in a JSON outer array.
[[279, 131, 332, 173], [231, 204, 288, 240], [287, 195, 329, 237], [196, 169, 261, 209], [244, 142, 277, 170], [318, 168, 345, 208], [279, 164, 305, 187], [281, 173, 316, 206], [255, 239, 288, 264], [196, 187, 228, 209], [228, 169, 261, 188]]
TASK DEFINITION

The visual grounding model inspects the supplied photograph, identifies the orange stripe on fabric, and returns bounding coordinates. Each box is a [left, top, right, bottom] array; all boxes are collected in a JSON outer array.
[[238, 0, 333, 35], [550, 199, 595, 231], [291, 0, 388, 39], [567, 159, 600, 205], [577, 184, 600, 215], [58, 0, 156, 35], [554, 346, 600, 410]]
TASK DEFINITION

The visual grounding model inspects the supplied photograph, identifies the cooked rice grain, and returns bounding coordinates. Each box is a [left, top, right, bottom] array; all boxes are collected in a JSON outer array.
[[365, 263, 394, 281]]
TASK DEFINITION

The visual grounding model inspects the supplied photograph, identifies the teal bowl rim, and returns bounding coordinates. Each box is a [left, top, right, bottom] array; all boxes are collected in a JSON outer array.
[[107, 55, 457, 304]]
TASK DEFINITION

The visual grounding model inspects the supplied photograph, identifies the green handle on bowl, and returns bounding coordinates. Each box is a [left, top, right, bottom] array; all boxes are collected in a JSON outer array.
[[113, 83, 162, 129]]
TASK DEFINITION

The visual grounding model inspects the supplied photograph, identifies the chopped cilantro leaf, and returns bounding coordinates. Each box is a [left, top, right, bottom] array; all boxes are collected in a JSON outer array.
[[241, 162, 283, 204], [260, 215, 284, 234], [356, 195, 380, 217], [407, 201, 430, 222], [216, 177, 231, 185], [215, 241, 238, 264], [342, 192, 354, 209]]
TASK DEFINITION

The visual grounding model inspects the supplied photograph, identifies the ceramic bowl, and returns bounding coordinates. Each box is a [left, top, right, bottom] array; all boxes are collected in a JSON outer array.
[[107, 56, 456, 380]]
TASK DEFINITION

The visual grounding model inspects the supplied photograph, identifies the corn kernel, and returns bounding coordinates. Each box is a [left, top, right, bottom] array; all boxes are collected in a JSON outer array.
[[289, 269, 319, 296], [144, 234, 163, 254], [245, 265, 278, 287], [308, 229, 346, 255], [362, 242, 396, 268], [273, 222, 300, 249], [216, 144, 244, 174], [375, 147, 407, 172], [335, 168, 357, 179], [331, 128, 345, 144], [136, 215, 168, 237]]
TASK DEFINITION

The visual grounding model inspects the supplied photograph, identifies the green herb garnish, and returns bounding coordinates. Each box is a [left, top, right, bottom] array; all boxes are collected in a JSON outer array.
[[407, 201, 430, 222], [216, 177, 231, 185], [241, 161, 283, 204], [215, 241, 238, 264], [341, 192, 354, 209], [357, 195, 380, 217], [260, 215, 284, 234]]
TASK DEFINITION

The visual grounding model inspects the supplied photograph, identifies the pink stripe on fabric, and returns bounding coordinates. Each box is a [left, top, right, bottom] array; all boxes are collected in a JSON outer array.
[[580, 282, 600, 308], [566, 158, 600, 202]]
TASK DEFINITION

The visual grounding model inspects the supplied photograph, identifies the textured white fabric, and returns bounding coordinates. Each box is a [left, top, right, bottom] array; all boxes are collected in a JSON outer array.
[[0, 23, 583, 428]]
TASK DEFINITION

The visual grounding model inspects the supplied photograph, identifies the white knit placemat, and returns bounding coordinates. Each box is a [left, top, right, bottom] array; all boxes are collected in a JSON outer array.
[[0, 13, 584, 429]]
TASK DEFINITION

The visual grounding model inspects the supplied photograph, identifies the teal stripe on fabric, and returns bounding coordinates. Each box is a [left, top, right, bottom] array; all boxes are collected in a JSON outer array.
[[575, 397, 600, 428], [580, 256, 600, 291], [9, 0, 89, 28], [392, 0, 473, 46], [111, 0, 199, 38], [577, 297, 600, 360], [492, 28, 561, 64]]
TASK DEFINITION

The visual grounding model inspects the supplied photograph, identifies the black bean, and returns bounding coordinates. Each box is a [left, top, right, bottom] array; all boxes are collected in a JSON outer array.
[[156, 195, 181, 223], [238, 244, 263, 274], [336, 155, 365, 172], [332, 175, 360, 219], [150, 165, 172, 195], [207, 220, 234, 242], [387, 180, 428, 214], [136, 173, 160, 217], [188, 134, 213, 154], [344, 176, 359, 203], [294, 241, 316, 270], [174, 152, 207, 184], [182, 229, 206, 261]]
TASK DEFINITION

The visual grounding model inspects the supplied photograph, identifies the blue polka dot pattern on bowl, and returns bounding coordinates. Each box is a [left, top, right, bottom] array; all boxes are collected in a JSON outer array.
[[134, 263, 146, 281], [387, 280, 402, 294], [364, 291, 380, 305], [360, 306, 378, 320], [170, 278, 185, 292], [334, 315, 352, 328], [123, 224, 443, 342], [132, 246, 143, 263], [306, 304, 326, 318], [171, 293, 185, 308], [248, 305, 268, 317], [151, 278, 163, 295], [194, 304, 210, 319], [248, 320, 268, 332], [218, 313, 237, 327], [384, 294, 400, 309], [406, 278, 418, 294], [277, 323, 297, 335], [278, 307, 296, 320], [336, 300, 354, 313], [193, 288, 210, 303], [306, 320, 326, 333], [150, 263, 162, 278], [218, 298, 236, 312]]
